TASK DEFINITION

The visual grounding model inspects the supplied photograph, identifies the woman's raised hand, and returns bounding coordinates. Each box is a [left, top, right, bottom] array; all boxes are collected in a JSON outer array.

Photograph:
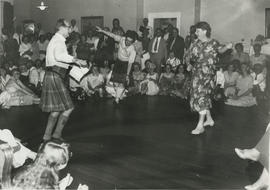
[[96, 26, 103, 33], [226, 42, 233, 49]]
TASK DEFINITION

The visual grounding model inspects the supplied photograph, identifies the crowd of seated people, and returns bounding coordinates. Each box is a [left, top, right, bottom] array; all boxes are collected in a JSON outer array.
[[0, 18, 270, 111]]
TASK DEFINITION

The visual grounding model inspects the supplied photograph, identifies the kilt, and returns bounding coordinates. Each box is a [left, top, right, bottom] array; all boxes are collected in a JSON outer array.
[[110, 59, 128, 84], [40, 67, 74, 112]]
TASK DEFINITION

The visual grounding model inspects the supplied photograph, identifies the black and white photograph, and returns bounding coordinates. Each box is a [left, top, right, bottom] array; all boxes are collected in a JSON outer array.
[[0, 0, 269, 189]]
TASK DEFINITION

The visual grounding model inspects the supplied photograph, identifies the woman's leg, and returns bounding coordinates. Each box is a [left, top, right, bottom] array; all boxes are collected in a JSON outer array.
[[191, 110, 206, 135], [43, 112, 60, 141], [204, 109, 214, 126], [245, 168, 269, 190]]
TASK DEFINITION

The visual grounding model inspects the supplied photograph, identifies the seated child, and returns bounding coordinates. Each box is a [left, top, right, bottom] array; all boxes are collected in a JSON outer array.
[[140, 61, 159, 96], [159, 64, 174, 95], [251, 63, 266, 100], [128, 62, 145, 95], [165, 51, 181, 72]]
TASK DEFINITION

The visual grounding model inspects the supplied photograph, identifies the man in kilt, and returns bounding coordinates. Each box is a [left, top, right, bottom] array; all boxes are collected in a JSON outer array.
[[40, 19, 86, 141], [96, 26, 136, 103]]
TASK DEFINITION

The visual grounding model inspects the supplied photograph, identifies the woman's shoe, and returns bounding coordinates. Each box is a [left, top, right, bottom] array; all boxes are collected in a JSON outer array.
[[234, 148, 259, 161], [244, 184, 268, 190], [191, 127, 205, 135], [203, 120, 214, 127]]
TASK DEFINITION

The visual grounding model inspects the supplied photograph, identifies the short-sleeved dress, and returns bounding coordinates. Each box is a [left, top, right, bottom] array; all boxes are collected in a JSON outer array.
[[186, 39, 220, 112]]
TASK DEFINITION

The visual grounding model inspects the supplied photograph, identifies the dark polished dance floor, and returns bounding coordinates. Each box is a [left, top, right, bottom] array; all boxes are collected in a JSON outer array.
[[1, 96, 268, 189]]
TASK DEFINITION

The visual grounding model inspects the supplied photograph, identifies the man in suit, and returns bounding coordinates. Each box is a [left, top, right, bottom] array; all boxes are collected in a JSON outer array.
[[167, 27, 185, 62], [148, 28, 167, 73]]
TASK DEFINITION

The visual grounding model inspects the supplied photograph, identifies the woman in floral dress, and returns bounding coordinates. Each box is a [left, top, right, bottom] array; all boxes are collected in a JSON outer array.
[[185, 21, 232, 135]]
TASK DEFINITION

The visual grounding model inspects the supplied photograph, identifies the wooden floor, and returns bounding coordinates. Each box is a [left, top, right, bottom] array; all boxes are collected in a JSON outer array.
[[1, 96, 268, 189]]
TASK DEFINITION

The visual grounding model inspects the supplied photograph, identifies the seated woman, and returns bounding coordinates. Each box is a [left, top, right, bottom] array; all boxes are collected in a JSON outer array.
[[81, 65, 104, 97], [0, 67, 11, 92], [171, 64, 186, 98], [12, 141, 88, 190], [224, 63, 239, 97], [128, 62, 145, 95], [0, 69, 40, 108], [231, 43, 250, 64], [225, 64, 257, 107], [159, 64, 174, 95], [139, 61, 159, 96]]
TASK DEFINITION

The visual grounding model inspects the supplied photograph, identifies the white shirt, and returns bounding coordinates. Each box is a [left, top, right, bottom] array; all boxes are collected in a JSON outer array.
[[261, 43, 270, 55], [251, 72, 266, 91], [105, 33, 136, 64], [151, 37, 161, 53], [29, 67, 40, 87], [46, 33, 74, 69]]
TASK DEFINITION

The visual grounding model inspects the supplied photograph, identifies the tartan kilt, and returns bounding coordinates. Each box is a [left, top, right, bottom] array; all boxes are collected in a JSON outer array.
[[110, 59, 128, 84], [40, 71, 74, 112]]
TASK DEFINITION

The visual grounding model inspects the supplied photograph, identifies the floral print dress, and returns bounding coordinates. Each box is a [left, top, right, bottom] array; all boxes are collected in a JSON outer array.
[[186, 39, 220, 112]]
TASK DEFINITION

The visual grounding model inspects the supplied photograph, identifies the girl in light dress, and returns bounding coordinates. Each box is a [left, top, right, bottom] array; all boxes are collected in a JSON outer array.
[[165, 51, 181, 72], [139, 61, 159, 95], [159, 64, 174, 95], [128, 62, 145, 95]]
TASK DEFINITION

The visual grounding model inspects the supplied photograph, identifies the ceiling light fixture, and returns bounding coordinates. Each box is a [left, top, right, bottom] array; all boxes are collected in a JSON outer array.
[[37, 1, 48, 11]]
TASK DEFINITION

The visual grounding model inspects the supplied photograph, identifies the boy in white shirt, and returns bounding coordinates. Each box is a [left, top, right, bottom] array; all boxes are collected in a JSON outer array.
[[251, 63, 266, 100], [166, 51, 181, 72]]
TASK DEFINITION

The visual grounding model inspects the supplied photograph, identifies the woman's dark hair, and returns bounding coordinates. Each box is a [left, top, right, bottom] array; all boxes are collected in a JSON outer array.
[[235, 43, 244, 50], [195, 21, 211, 38], [175, 64, 185, 74], [239, 63, 250, 75], [113, 18, 120, 24], [164, 64, 172, 72], [125, 30, 137, 43]]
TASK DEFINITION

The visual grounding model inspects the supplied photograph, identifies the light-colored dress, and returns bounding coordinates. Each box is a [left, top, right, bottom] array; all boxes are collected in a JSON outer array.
[[225, 75, 257, 107], [0, 77, 40, 108], [81, 73, 104, 95], [140, 73, 159, 95], [224, 71, 239, 97], [128, 71, 145, 95]]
